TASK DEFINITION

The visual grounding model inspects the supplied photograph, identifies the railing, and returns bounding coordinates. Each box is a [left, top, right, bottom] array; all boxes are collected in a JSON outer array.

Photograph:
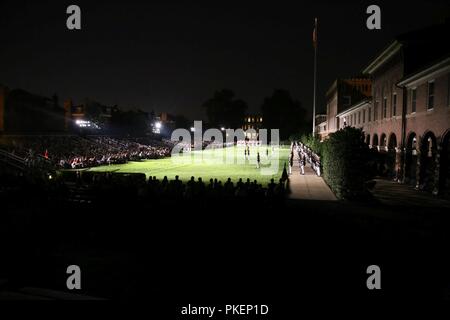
[[0, 149, 53, 172], [0, 149, 27, 170]]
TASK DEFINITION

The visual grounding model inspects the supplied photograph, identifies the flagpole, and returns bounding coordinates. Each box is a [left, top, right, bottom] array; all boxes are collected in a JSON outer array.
[[312, 18, 318, 136]]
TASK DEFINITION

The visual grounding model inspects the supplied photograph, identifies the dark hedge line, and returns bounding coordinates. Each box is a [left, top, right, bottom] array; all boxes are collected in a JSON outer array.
[[302, 127, 376, 200]]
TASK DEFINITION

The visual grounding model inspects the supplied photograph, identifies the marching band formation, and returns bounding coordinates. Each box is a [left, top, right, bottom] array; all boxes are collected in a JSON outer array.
[[239, 141, 322, 176], [290, 142, 321, 177]]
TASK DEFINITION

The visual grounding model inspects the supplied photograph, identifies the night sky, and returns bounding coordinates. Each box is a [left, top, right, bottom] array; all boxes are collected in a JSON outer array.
[[1, 0, 449, 120]]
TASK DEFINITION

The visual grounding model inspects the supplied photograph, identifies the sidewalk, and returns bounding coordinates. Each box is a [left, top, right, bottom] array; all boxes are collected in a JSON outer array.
[[287, 150, 337, 201], [371, 178, 450, 208]]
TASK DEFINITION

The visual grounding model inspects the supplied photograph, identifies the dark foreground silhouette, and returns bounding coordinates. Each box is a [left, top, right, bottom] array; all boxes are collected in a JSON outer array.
[[0, 170, 449, 307]]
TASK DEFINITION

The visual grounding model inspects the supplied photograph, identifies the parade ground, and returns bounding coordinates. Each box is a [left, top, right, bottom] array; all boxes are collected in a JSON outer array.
[[89, 144, 337, 200], [90, 145, 291, 186]]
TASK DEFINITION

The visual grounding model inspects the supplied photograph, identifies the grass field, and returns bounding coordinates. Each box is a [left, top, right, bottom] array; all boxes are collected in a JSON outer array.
[[90, 145, 291, 185]]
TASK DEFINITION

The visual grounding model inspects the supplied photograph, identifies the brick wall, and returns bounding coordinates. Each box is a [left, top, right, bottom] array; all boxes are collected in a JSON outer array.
[[405, 72, 450, 140], [365, 54, 404, 149]]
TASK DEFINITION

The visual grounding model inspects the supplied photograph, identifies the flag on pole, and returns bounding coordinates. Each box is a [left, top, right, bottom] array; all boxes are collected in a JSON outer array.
[[312, 17, 318, 135], [312, 18, 318, 48]]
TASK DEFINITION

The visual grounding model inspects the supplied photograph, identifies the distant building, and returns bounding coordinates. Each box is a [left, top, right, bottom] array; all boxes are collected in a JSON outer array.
[[243, 114, 263, 139], [64, 99, 114, 132], [325, 78, 372, 138], [153, 112, 176, 136], [336, 98, 371, 131], [315, 114, 328, 141], [0, 84, 64, 133]]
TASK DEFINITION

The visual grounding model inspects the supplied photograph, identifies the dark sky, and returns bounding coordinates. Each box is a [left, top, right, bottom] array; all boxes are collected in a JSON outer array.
[[1, 0, 449, 120]]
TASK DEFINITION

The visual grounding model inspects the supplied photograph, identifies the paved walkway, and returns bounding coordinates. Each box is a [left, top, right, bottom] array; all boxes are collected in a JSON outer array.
[[287, 150, 337, 201], [371, 178, 450, 208]]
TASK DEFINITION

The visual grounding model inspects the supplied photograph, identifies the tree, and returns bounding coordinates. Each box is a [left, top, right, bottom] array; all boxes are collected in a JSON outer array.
[[299, 133, 323, 155], [261, 89, 307, 140], [110, 109, 149, 136], [173, 114, 191, 130], [202, 89, 248, 129]]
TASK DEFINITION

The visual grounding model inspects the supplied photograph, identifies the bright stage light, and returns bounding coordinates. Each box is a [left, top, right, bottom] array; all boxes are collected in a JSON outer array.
[[155, 122, 162, 129], [75, 119, 92, 128]]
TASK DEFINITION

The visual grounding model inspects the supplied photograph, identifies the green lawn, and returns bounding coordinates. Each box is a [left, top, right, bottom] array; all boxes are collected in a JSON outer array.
[[89, 145, 291, 185]]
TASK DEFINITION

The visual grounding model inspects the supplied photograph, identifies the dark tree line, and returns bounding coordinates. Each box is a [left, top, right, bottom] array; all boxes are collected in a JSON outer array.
[[75, 88, 309, 138], [261, 89, 308, 140], [202, 89, 248, 129], [203, 88, 309, 139], [109, 109, 150, 135]]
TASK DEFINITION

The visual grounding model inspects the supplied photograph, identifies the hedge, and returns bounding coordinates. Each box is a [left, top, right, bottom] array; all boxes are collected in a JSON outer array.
[[301, 127, 375, 200]]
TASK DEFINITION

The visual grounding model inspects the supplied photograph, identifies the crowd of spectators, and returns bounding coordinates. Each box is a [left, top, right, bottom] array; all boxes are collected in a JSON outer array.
[[57, 171, 287, 208], [145, 175, 286, 201], [0, 135, 171, 169], [1, 135, 288, 206]]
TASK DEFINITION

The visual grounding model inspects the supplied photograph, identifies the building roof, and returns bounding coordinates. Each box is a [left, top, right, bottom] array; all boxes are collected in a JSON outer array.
[[362, 41, 402, 75], [397, 55, 450, 88], [336, 99, 371, 118], [363, 21, 450, 76], [326, 78, 371, 97]]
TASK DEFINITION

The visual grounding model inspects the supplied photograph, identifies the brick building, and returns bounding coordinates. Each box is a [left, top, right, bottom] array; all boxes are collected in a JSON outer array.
[[397, 56, 450, 195], [325, 78, 372, 138], [325, 21, 450, 196], [315, 114, 328, 141]]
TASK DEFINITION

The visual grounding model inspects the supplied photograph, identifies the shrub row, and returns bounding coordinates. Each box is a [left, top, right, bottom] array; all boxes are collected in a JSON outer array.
[[301, 127, 375, 200]]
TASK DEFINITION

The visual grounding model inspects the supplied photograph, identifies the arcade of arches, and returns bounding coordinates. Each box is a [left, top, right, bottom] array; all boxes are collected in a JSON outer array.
[[366, 130, 450, 197]]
